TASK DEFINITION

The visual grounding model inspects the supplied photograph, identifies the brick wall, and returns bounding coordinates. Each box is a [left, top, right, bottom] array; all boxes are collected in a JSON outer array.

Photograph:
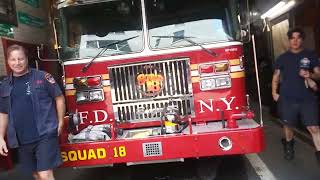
[[0, 0, 50, 76]]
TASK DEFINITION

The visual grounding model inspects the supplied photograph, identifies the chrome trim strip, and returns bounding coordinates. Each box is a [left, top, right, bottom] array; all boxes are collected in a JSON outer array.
[[102, 80, 110, 86], [66, 80, 110, 90], [72, 164, 113, 169], [127, 158, 184, 166], [65, 84, 74, 90], [230, 65, 243, 72], [191, 70, 199, 77]]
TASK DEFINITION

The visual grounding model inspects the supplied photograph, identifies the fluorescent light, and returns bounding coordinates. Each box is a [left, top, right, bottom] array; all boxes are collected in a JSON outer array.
[[261, 1, 286, 19], [268, 1, 296, 20], [260, 0, 297, 20]]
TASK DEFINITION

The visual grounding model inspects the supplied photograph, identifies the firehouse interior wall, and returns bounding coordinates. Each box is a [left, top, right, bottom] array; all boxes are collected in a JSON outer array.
[[0, 0, 50, 76], [271, 19, 289, 59], [293, 0, 320, 55]]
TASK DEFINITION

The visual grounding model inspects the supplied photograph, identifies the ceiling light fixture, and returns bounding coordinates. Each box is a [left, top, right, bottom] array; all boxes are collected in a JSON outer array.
[[261, 0, 296, 20]]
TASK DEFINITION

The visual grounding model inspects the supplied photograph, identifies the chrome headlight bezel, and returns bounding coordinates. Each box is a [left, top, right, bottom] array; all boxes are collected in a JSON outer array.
[[76, 89, 104, 103], [200, 75, 231, 91]]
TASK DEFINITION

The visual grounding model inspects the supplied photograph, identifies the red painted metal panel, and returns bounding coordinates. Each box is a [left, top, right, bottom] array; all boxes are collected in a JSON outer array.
[[60, 44, 265, 169], [59, 127, 264, 168], [64, 45, 246, 129]]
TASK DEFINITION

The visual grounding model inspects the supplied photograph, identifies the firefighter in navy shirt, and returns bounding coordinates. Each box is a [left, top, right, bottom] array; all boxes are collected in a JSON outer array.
[[0, 45, 65, 180], [0, 76, 9, 157], [272, 28, 320, 164], [0, 75, 9, 159]]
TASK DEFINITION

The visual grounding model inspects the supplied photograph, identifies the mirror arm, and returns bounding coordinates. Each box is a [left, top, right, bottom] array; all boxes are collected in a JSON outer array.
[[37, 45, 62, 63]]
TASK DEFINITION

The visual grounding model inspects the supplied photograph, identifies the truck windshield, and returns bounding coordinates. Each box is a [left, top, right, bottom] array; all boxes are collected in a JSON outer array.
[[58, 0, 143, 61], [146, 0, 241, 49]]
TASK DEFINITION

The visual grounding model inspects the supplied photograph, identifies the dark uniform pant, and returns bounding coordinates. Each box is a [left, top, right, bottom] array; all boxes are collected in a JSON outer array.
[[278, 99, 319, 127]]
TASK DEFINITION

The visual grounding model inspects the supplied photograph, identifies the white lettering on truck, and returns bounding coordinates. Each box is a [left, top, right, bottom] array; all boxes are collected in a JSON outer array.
[[198, 96, 236, 113]]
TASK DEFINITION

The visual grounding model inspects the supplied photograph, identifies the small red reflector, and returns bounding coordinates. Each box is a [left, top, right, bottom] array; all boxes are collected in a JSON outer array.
[[87, 76, 101, 87], [199, 65, 214, 74]]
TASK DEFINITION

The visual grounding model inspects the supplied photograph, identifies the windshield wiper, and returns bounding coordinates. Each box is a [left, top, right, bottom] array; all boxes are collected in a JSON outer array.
[[81, 35, 139, 73], [152, 35, 218, 57]]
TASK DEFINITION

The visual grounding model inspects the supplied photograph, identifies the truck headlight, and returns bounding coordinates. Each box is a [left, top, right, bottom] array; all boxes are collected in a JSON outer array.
[[200, 76, 231, 91], [76, 91, 89, 102], [215, 76, 231, 88], [90, 90, 104, 101], [76, 89, 104, 103], [200, 78, 216, 90]]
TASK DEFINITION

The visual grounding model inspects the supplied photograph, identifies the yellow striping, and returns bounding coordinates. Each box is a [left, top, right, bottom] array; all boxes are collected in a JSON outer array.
[[65, 74, 109, 85], [230, 71, 245, 78], [65, 87, 110, 96], [102, 74, 109, 80], [103, 86, 111, 92], [229, 59, 240, 66], [191, 77, 200, 83], [190, 64, 198, 70], [65, 78, 74, 84], [65, 90, 76, 96], [191, 60, 239, 71]]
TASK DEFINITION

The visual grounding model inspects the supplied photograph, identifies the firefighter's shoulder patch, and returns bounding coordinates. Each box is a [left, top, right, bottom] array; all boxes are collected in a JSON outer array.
[[45, 73, 56, 84]]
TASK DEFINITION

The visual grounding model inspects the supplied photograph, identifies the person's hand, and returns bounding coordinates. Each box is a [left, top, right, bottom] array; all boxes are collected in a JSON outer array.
[[0, 138, 8, 156], [272, 93, 280, 102], [299, 69, 311, 78], [58, 123, 64, 136], [306, 78, 318, 91]]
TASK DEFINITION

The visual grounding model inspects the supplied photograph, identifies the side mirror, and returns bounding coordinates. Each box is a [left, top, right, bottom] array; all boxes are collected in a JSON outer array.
[[239, 0, 251, 43], [37, 44, 61, 62]]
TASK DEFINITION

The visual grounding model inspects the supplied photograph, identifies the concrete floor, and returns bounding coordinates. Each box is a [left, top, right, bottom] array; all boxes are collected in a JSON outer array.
[[1, 109, 319, 180], [257, 110, 320, 180]]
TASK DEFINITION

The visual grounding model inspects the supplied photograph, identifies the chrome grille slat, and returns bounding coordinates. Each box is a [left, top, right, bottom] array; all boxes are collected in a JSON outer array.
[[122, 68, 127, 100], [168, 62, 173, 96], [176, 61, 181, 94], [171, 61, 177, 94], [180, 61, 185, 94], [162, 62, 168, 96], [182, 61, 189, 94], [118, 68, 124, 101], [109, 58, 194, 122], [124, 66, 130, 100], [133, 66, 139, 99]]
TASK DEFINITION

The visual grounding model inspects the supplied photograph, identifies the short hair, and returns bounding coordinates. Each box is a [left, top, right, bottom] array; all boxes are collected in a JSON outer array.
[[6, 44, 28, 59], [287, 27, 305, 40]]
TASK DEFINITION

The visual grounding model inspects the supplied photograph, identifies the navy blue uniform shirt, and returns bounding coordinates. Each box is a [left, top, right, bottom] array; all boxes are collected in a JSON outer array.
[[0, 69, 62, 148], [0, 96, 8, 113], [275, 49, 320, 102], [11, 73, 39, 144]]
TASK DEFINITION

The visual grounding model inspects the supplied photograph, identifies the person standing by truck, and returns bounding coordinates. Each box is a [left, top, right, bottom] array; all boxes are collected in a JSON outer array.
[[272, 28, 320, 164], [0, 75, 9, 158], [0, 45, 65, 180]]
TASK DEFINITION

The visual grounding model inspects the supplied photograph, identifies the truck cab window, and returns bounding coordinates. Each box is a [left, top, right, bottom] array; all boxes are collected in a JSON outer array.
[[146, 0, 241, 49], [59, 0, 143, 61]]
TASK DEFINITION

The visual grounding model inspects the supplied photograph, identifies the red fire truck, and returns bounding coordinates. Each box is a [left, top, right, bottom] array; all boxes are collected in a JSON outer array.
[[52, 0, 265, 171]]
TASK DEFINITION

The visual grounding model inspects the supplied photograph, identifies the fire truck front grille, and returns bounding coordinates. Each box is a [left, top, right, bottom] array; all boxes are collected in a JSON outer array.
[[109, 58, 194, 122], [142, 142, 163, 157]]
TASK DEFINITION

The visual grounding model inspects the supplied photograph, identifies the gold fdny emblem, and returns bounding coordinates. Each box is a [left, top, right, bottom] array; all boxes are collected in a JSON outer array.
[[136, 65, 164, 97]]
